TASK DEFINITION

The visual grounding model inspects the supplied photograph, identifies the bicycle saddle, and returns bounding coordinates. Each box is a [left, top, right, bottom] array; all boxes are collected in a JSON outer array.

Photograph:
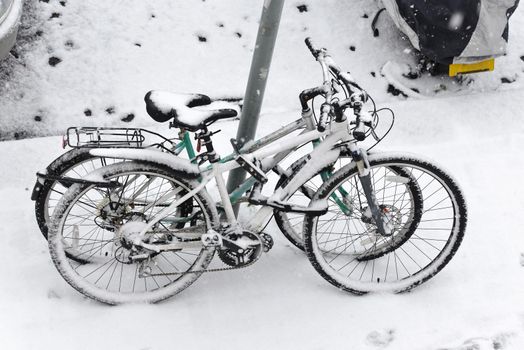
[[144, 90, 238, 131]]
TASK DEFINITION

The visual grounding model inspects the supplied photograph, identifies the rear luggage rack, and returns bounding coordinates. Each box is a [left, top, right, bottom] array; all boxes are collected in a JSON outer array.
[[65, 127, 178, 150]]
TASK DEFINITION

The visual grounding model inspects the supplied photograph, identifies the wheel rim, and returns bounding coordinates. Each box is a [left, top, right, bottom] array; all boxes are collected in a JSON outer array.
[[309, 161, 462, 293], [53, 169, 211, 301]]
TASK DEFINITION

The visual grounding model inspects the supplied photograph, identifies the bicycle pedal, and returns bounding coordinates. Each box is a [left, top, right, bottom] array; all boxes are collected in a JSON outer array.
[[259, 232, 274, 253], [201, 231, 223, 247], [235, 154, 268, 184]]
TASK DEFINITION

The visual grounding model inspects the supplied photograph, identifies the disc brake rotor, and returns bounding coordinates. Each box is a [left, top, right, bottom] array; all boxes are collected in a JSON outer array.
[[361, 204, 402, 245]]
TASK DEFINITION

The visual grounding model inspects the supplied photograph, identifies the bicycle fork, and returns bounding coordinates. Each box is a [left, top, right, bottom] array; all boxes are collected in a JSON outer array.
[[347, 144, 392, 237]]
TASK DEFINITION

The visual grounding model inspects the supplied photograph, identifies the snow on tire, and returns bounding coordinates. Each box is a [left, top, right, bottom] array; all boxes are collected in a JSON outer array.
[[47, 161, 218, 304], [303, 152, 467, 294]]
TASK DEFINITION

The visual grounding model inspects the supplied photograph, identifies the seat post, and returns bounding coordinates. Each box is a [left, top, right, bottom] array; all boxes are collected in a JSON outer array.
[[197, 126, 219, 163]]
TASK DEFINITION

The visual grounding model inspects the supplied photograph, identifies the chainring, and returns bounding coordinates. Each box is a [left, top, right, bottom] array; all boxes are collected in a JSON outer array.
[[218, 231, 263, 268]]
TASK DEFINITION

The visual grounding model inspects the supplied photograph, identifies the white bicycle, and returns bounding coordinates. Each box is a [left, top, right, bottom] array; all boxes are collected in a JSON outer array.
[[47, 38, 467, 304]]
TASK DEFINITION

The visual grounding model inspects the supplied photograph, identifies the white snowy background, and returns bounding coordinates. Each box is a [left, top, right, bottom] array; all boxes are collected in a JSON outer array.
[[0, 0, 523, 349]]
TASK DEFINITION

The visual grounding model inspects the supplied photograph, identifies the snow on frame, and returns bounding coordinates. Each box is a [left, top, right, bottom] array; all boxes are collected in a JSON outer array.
[[89, 147, 200, 176]]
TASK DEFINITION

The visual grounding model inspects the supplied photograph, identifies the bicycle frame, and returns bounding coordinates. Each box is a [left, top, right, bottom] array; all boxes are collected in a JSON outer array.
[[177, 110, 317, 206], [131, 118, 353, 253], [80, 38, 393, 252]]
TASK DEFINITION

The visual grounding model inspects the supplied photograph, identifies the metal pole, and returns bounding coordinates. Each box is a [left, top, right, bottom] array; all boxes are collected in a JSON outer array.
[[226, 0, 285, 215]]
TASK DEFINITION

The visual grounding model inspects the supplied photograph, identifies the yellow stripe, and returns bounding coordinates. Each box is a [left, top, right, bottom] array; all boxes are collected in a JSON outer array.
[[449, 59, 495, 77]]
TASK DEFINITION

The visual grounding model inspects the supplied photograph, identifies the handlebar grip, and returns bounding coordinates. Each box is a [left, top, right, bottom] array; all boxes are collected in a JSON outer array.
[[353, 119, 366, 141], [305, 37, 319, 59], [318, 103, 330, 132]]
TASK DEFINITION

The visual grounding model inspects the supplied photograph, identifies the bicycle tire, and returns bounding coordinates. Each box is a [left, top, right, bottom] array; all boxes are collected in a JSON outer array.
[[48, 161, 218, 304], [303, 153, 467, 294]]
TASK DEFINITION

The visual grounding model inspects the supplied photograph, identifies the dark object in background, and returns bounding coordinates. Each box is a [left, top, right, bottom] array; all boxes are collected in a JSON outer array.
[[380, 0, 520, 66]]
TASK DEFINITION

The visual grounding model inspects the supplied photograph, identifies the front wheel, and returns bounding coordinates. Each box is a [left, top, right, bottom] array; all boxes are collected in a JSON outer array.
[[303, 153, 467, 294], [48, 161, 218, 304]]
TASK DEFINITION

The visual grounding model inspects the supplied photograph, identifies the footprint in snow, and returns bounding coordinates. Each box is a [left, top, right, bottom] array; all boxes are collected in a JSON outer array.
[[121, 113, 135, 122], [366, 329, 395, 348], [64, 39, 75, 50], [519, 253, 524, 267], [437, 333, 515, 350], [47, 289, 61, 299], [196, 34, 207, 43], [105, 106, 115, 115], [48, 56, 62, 67], [500, 76, 517, 84], [297, 4, 308, 13]]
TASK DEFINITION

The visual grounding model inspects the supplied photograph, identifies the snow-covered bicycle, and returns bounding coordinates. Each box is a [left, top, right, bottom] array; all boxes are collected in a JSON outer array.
[[32, 56, 391, 254], [46, 38, 467, 304]]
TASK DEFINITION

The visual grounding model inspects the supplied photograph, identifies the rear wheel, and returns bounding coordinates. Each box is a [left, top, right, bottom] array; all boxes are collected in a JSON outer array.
[[304, 153, 467, 294], [35, 149, 121, 239], [48, 161, 218, 304], [35, 150, 192, 264]]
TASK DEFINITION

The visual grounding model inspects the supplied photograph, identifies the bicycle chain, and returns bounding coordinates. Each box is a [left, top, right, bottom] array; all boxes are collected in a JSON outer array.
[[139, 247, 259, 277], [139, 232, 273, 278]]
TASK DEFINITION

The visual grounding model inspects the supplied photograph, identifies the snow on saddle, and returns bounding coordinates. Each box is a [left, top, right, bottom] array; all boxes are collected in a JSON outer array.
[[144, 90, 238, 131]]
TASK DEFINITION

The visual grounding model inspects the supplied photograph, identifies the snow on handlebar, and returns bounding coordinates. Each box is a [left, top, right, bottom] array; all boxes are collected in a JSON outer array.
[[304, 38, 371, 134], [317, 103, 331, 132], [304, 37, 320, 59]]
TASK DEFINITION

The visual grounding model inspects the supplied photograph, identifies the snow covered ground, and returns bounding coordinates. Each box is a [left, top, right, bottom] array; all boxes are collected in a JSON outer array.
[[1, 1, 524, 349], [1, 0, 523, 139]]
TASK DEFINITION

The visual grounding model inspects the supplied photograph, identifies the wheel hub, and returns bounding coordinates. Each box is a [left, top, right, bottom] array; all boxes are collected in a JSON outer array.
[[361, 204, 402, 238], [95, 196, 133, 230], [117, 220, 149, 244]]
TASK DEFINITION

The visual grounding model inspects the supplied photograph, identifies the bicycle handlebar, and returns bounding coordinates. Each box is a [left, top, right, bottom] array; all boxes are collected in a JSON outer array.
[[304, 37, 320, 59], [304, 37, 370, 136]]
